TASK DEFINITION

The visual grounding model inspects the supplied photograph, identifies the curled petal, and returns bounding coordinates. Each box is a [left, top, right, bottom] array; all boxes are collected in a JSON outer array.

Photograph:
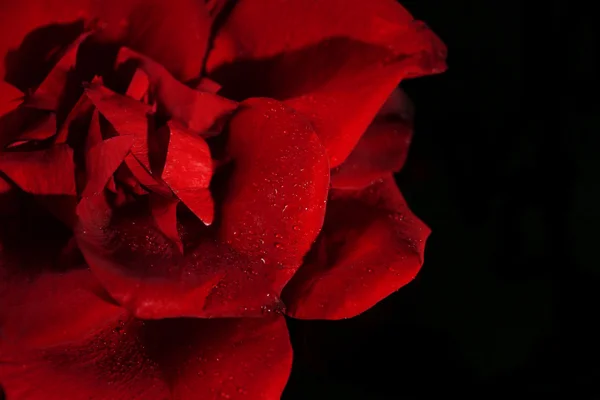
[[283, 176, 430, 319], [207, 0, 446, 166], [220, 98, 330, 287]]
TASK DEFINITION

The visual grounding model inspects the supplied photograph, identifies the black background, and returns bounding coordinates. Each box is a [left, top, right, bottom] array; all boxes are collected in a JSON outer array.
[[284, 1, 599, 398]]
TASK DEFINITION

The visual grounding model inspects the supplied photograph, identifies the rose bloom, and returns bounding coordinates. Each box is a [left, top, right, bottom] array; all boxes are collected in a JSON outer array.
[[0, 0, 445, 398]]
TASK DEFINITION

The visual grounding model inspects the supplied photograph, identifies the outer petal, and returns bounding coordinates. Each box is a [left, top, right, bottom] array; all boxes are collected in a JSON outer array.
[[1, 0, 211, 89], [331, 88, 415, 190], [206, 0, 446, 166], [282, 176, 430, 319], [220, 98, 330, 286], [0, 0, 88, 90], [0, 316, 291, 400], [0, 144, 76, 195], [0, 190, 121, 353]]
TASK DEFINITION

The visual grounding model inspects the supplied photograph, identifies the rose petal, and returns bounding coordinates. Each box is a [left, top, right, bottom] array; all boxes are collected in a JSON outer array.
[[27, 32, 91, 111], [83, 136, 134, 198], [149, 193, 183, 252], [0, 144, 76, 195], [220, 98, 330, 287], [330, 88, 415, 190], [206, 0, 446, 166], [0, 269, 123, 354], [0, 316, 291, 400], [90, 0, 212, 82], [282, 176, 430, 319], [85, 83, 214, 224], [162, 316, 292, 400], [117, 47, 237, 135], [5, 112, 56, 149], [0, 81, 23, 117], [75, 193, 282, 319], [0, 1, 88, 90]]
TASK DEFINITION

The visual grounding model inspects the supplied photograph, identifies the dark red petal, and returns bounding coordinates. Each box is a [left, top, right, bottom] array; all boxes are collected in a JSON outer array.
[[149, 194, 183, 253], [331, 89, 414, 189], [27, 32, 91, 111], [117, 47, 238, 135], [220, 98, 330, 286], [0, 316, 291, 400], [282, 176, 430, 319], [0, 81, 23, 117], [75, 193, 282, 319], [5, 112, 56, 149], [0, 144, 76, 195], [85, 83, 214, 224], [206, 0, 446, 166], [0, 0, 89, 87], [0, 269, 123, 354], [90, 0, 211, 81], [83, 135, 134, 198], [0, 317, 169, 400], [162, 316, 292, 400]]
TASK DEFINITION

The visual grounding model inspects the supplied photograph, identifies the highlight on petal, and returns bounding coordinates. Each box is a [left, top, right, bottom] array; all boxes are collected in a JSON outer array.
[[282, 175, 430, 319], [206, 0, 446, 166], [84, 82, 214, 225], [219, 98, 330, 287], [331, 88, 415, 190], [75, 193, 282, 319], [0, 144, 76, 195], [0, 316, 291, 400], [117, 47, 237, 135]]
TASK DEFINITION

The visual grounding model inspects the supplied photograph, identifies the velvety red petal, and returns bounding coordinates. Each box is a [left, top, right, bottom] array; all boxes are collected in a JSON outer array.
[[163, 316, 292, 400], [75, 193, 282, 319], [282, 176, 430, 319], [5, 112, 56, 149], [117, 47, 237, 136], [331, 88, 415, 189], [0, 187, 119, 353], [220, 98, 330, 287], [0, 81, 23, 117], [83, 135, 134, 198], [0, 0, 89, 88], [27, 32, 91, 112], [149, 194, 183, 253], [0, 316, 291, 400], [90, 0, 211, 82], [0, 144, 76, 195], [0, 269, 123, 355], [206, 0, 446, 166], [85, 83, 215, 224]]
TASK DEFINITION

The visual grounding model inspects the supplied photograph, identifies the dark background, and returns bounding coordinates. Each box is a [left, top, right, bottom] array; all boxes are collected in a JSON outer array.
[[284, 1, 599, 398]]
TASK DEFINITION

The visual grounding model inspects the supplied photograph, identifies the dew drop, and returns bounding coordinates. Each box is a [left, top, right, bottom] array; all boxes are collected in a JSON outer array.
[[274, 243, 282, 249]]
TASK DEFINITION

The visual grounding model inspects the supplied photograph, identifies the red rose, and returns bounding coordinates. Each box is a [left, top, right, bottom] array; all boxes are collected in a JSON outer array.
[[0, 0, 446, 398]]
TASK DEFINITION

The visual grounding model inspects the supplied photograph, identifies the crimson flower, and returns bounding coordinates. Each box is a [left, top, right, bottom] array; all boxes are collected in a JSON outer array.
[[0, 0, 446, 398]]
